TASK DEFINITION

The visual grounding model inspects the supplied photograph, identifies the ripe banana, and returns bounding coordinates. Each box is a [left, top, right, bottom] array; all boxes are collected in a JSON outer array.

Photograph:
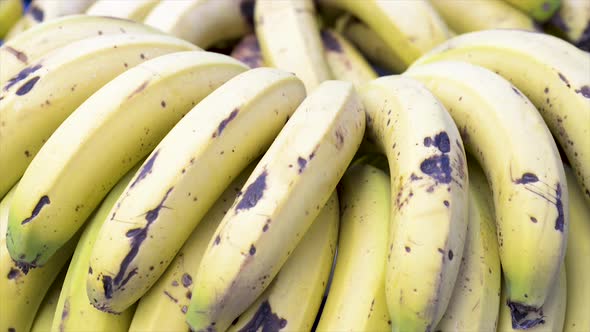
[[436, 158, 501, 332], [9, 0, 97, 34], [52, 164, 141, 332], [86, 0, 160, 21], [143, 0, 254, 49], [129, 162, 255, 332], [6, 51, 246, 273], [0, 185, 78, 332], [230, 33, 264, 69], [562, 165, 590, 332], [503, 0, 561, 22], [405, 60, 567, 327], [316, 163, 391, 332], [0, 14, 163, 83], [413, 29, 590, 204], [320, 29, 377, 87], [430, 0, 537, 33], [359, 75, 468, 332], [497, 265, 567, 331], [549, 0, 590, 51], [4, 16, 31, 41], [228, 192, 339, 332], [0, 33, 197, 203], [186, 80, 365, 332], [318, 0, 450, 70], [255, 0, 332, 92], [30, 269, 66, 332], [0, 0, 23, 39], [87, 67, 306, 313]]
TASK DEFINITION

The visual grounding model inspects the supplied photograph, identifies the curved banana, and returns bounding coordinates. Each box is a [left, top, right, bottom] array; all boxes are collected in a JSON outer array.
[[86, 0, 160, 21], [4, 17, 31, 41], [412, 29, 590, 204], [0, 185, 77, 332], [359, 75, 468, 332], [436, 158, 501, 332], [430, 0, 537, 33], [0, 0, 23, 39], [316, 163, 390, 332], [143, 0, 254, 49], [129, 163, 254, 332], [9, 0, 97, 34], [230, 33, 264, 68], [7, 51, 246, 273], [228, 192, 339, 332], [549, 0, 590, 51], [318, 0, 450, 70], [405, 60, 567, 328], [186, 80, 365, 332], [52, 164, 141, 332], [497, 265, 567, 332], [0, 33, 197, 205], [30, 269, 66, 332], [87, 67, 306, 314], [255, 0, 332, 92], [503, 0, 561, 22], [0, 15, 163, 83], [563, 165, 590, 332]]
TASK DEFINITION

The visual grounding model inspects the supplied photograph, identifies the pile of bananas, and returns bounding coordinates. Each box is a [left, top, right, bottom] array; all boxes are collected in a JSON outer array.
[[0, 0, 589, 332]]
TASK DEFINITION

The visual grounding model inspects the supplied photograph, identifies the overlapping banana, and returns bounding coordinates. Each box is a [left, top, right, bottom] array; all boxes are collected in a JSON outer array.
[[316, 162, 391, 332], [0, 0, 22, 39], [503, 0, 561, 22], [413, 29, 590, 204], [359, 76, 468, 332], [29, 269, 66, 332], [87, 67, 306, 313], [0, 33, 197, 199], [406, 60, 567, 328], [6, 50, 246, 272], [187, 80, 365, 332], [86, 0, 160, 21], [228, 192, 339, 332], [549, 0, 590, 51]]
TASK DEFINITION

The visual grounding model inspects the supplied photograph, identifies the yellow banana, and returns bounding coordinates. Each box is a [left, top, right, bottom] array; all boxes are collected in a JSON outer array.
[[30, 269, 66, 332], [9, 0, 97, 34], [548, 0, 590, 51], [0, 0, 23, 39], [503, 0, 561, 22], [86, 0, 160, 21]]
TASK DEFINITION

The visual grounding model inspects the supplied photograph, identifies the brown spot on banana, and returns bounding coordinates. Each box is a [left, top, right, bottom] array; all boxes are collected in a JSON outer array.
[[235, 170, 267, 212], [3, 46, 28, 64], [127, 80, 150, 100], [21, 195, 51, 225], [212, 109, 239, 138]]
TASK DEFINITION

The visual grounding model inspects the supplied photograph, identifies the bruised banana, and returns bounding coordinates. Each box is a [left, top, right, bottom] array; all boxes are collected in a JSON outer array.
[[0, 0, 23, 39], [0, 33, 197, 200], [549, 0, 590, 51], [86, 0, 160, 21], [87, 68, 306, 313], [144, 0, 254, 49], [52, 164, 141, 332], [436, 158, 502, 332], [228, 192, 339, 332], [129, 163, 255, 332], [255, 0, 332, 92], [30, 269, 66, 332], [7, 51, 246, 273], [359, 76, 468, 332], [0, 14, 163, 83], [187, 80, 365, 332], [413, 29, 590, 205], [316, 163, 391, 332], [406, 60, 567, 328]]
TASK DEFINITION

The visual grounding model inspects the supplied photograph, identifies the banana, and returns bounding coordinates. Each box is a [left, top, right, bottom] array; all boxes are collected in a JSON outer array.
[[87, 67, 306, 314], [0, 184, 77, 332], [548, 0, 590, 51], [562, 165, 590, 332], [186, 80, 365, 332], [4, 17, 31, 41], [503, 0, 561, 22], [129, 162, 255, 332], [405, 60, 567, 328], [86, 0, 160, 21], [143, 0, 254, 49], [0, 33, 197, 202], [318, 0, 450, 70], [52, 164, 141, 332], [320, 29, 377, 87], [436, 158, 502, 332], [430, 0, 537, 33], [30, 269, 67, 332], [255, 0, 332, 92], [10, 0, 97, 34], [0, 0, 23, 39], [230, 33, 264, 68], [359, 75, 468, 332], [0, 15, 163, 83], [412, 30, 590, 204], [316, 163, 390, 332], [6, 51, 247, 274], [497, 265, 567, 331], [228, 192, 339, 332]]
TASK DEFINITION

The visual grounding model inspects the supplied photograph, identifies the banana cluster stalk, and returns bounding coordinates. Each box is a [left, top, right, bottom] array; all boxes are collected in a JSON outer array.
[[187, 80, 365, 332], [86, 0, 160, 21], [359, 76, 469, 332]]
